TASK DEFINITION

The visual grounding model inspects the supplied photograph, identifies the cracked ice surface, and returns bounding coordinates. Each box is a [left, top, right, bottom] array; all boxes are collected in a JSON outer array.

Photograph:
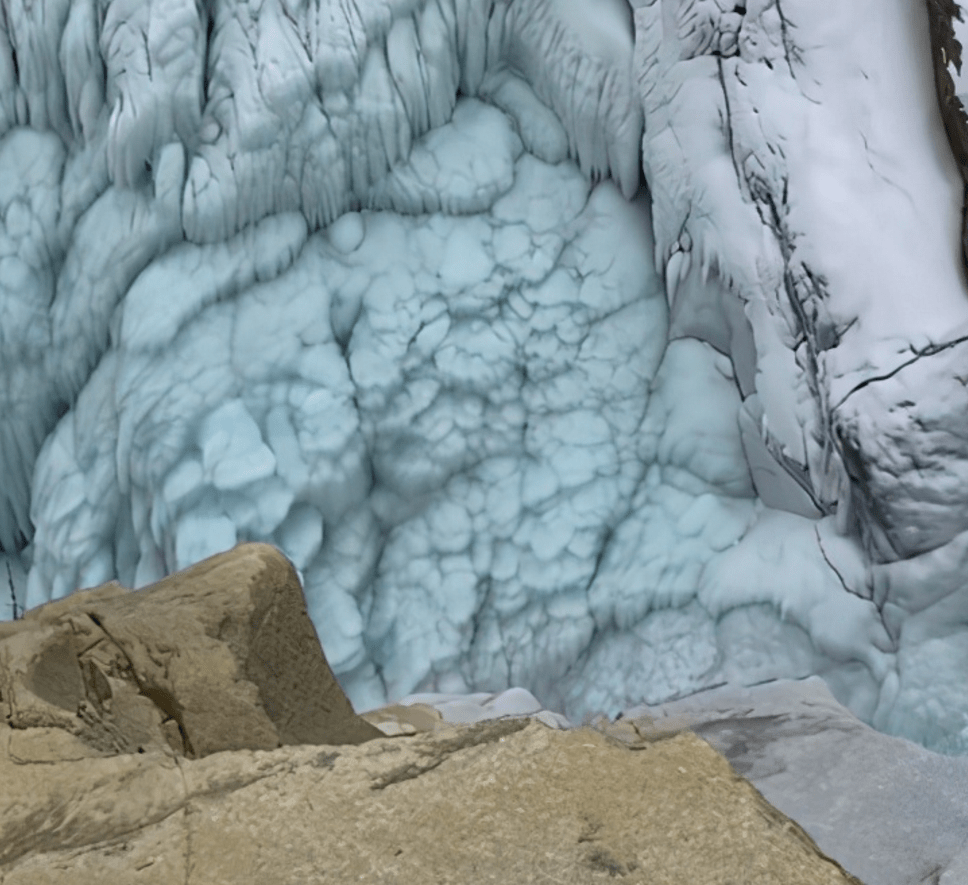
[[638, 0, 968, 751], [3, 0, 968, 756]]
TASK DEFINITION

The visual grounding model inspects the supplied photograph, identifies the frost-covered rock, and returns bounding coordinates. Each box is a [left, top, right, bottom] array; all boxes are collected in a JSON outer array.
[[3, 0, 968, 758]]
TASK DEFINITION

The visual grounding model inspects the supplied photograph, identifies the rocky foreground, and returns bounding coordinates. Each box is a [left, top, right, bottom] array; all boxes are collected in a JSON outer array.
[[1, 543, 865, 883]]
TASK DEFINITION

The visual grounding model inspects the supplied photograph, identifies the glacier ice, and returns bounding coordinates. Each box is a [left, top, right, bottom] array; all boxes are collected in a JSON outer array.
[[3, 0, 968, 757]]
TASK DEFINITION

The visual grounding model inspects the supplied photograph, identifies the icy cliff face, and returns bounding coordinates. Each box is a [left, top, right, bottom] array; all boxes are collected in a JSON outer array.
[[642, 0, 968, 563], [3, 0, 968, 754]]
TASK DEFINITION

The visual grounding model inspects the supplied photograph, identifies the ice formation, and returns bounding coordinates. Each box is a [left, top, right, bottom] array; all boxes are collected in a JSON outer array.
[[4, 0, 968, 756]]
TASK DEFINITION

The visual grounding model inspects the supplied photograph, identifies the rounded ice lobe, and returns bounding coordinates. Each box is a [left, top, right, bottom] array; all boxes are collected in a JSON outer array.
[[328, 213, 366, 254]]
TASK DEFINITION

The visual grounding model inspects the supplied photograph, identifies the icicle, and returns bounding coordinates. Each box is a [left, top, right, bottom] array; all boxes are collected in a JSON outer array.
[[386, 14, 429, 136], [664, 248, 685, 308], [60, 0, 104, 143]]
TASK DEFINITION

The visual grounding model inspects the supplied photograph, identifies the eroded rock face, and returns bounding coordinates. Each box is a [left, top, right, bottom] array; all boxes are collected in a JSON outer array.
[[0, 715, 866, 884], [0, 542, 383, 761]]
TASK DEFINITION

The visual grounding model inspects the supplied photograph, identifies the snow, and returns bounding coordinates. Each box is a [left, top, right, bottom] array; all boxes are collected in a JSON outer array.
[[2, 0, 968, 760]]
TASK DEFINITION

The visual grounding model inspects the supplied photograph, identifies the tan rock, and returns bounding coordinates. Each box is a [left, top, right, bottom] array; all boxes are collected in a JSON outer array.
[[0, 541, 383, 763], [0, 543, 867, 883], [0, 716, 867, 884]]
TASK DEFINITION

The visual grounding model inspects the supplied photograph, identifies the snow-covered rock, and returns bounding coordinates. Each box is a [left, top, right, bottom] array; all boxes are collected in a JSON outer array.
[[3, 0, 968, 757]]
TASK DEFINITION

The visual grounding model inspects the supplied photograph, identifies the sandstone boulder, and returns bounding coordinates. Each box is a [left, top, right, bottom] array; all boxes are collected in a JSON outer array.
[[0, 717, 869, 884], [0, 542, 383, 763], [0, 543, 866, 884]]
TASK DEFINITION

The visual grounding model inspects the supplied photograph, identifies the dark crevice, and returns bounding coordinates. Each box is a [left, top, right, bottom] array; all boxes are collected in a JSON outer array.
[[84, 612, 194, 756], [139, 685, 195, 757], [5, 560, 21, 620], [925, 0, 968, 279], [831, 332, 968, 414], [142, 30, 152, 80], [202, 8, 216, 108], [814, 526, 857, 599], [584, 525, 613, 597], [716, 60, 742, 190], [369, 718, 529, 791], [773, 0, 804, 76], [467, 575, 493, 655]]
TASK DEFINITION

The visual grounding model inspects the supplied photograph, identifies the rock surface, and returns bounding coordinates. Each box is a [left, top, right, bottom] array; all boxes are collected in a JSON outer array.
[[0, 541, 383, 764], [366, 677, 968, 885], [0, 718, 866, 885], [0, 542, 865, 883], [594, 679, 968, 885]]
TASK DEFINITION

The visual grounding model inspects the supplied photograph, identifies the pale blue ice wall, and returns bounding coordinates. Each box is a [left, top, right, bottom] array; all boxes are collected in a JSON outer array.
[[4, 0, 968, 756]]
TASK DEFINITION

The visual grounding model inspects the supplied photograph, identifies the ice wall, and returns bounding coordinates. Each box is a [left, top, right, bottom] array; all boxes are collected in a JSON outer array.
[[3, 0, 968, 755], [635, 0, 968, 751]]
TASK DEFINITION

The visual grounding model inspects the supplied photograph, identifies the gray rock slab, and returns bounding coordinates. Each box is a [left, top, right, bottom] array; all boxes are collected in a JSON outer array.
[[610, 677, 968, 885], [396, 676, 968, 885]]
